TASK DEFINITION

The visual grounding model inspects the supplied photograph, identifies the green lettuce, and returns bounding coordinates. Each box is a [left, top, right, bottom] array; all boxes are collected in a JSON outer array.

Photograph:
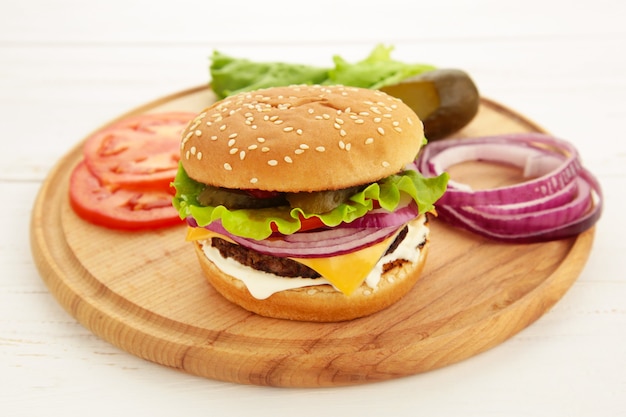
[[327, 44, 436, 89], [210, 51, 329, 100], [209, 44, 435, 100], [172, 164, 449, 241]]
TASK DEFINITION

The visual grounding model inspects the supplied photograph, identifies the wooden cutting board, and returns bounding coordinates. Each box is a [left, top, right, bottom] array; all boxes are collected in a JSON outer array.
[[30, 86, 595, 388]]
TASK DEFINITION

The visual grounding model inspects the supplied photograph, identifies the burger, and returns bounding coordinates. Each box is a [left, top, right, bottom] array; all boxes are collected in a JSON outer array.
[[172, 84, 448, 322]]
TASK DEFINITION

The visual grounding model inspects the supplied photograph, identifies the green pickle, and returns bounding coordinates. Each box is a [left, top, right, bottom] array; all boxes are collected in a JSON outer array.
[[198, 186, 286, 209], [380, 68, 480, 140], [286, 187, 361, 214]]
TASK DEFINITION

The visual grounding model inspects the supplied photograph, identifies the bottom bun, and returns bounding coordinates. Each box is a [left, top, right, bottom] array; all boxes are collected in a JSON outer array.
[[193, 223, 430, 322]]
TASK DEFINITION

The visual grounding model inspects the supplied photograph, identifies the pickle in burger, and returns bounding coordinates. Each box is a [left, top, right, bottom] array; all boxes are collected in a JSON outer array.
[[172, 84, 448, 322]]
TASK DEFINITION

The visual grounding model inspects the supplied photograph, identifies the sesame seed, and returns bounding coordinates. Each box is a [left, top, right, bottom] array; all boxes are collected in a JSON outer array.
[[210, 135, 218, 141], [224, 163, 232, 171], [371, 107, 382, 115], [354, 119, 364, 124], [284, 156, 293, 163], [345, 143, 352, 151], [374, 117, 382, 123], [307, 108, 315, 114], [274, 119, 284, 125], [382, 161, 390, 168], [240, 150, 246, 160], [268, 159, 278, 166], [339, 140, 346, 150], [261, 147, 270, 152], [334, 123, 341, 130], [407, 117, 414, 125], [229, 148, 238, 155], [322, 114, 330, 120], [377, 127, 385, 135], [394, 127, 402, 133], [299, 144, 309, 149], [228, 139, 236, 147], [229, 133, 238, 139], [194, 129, 202, 136], [190, 146, 196, 155], [257, 137, 266, 143], [296, 129, 303, 135], [283, 126, 294, 132], [250, 177, 258, 184], [185, 150, 190, 159], [335, 118, 344, 125], [315, 116, 323, 120], [189, 120, 201, 131], [248, 144, 258, 150], [365, 137, 374, 145], [340, 129, 347, 137], [270, 115, 279, 121], [392, 121, 400, 126], [315, 146, 326, 152], [359, 112, 370, 116], [294, 149, 304, 155], [219, 124, 227, 131], [197, 152, 203, 160]]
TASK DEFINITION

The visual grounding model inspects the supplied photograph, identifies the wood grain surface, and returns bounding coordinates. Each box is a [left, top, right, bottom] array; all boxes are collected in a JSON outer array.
[[29, 86, 595, 387]]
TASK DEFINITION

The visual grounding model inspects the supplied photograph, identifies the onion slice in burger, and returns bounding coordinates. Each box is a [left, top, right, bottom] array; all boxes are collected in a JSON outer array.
[[199, 220, 401, 258], [416, 132, 602, 243]]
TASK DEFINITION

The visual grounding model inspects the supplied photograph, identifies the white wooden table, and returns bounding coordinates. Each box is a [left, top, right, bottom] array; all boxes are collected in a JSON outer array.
[[2, 1, 625, 415]]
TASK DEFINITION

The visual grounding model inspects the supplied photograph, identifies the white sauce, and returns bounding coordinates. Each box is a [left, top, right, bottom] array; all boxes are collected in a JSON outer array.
[[200, 216, 429, 300]]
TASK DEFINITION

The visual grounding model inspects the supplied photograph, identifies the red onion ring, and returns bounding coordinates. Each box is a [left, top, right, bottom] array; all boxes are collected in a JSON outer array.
[[416, 132, 602, 243], [342, 203, 418, 228], [419, 134, 584, 206], [202, 220, 400, 258]]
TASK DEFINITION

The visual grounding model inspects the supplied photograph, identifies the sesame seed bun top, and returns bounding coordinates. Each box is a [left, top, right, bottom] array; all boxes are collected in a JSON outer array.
[[180, 84, 424, 192]]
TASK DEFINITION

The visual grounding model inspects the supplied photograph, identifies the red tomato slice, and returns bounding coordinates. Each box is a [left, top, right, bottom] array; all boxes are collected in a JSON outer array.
[[83, 112, 195, 190], [269, 214, 327, 234], [69, 161, 182, 230]]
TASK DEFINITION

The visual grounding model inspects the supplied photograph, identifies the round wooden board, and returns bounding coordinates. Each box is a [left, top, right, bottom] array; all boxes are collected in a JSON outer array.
[[30, 86, 595, 387]]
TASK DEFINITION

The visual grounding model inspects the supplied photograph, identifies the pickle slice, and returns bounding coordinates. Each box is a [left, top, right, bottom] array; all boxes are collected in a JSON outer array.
[[286, 186, 361, 214], [198, 186, 286, 209]]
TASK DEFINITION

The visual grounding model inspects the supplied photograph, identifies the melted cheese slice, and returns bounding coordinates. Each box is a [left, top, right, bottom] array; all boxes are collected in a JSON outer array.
[[185, 227, 398, 295]]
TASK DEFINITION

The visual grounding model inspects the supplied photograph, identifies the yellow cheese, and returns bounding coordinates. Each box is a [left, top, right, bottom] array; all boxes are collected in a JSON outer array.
[[185, 226, 397, 296], [186, 226, 233, 242], [289, 235, 397, 295]]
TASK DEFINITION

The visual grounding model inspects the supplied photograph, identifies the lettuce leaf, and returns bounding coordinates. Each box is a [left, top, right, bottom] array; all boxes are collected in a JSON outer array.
[[172, 164, 449, 241], [327, 44, 436, 89], [210, 51, 329, 100], [209, 44, 435, 99]]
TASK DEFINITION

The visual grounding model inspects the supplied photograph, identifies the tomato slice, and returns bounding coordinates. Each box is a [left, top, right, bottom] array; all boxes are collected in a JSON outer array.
[[69, 161, 182, 230], [83, 112, 196, 190]]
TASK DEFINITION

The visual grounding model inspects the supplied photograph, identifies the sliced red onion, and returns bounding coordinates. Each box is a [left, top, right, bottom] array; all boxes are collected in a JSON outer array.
[[474, 179, 578, 215], [419, 133, 583, 206], [342, 203, 418, 229], [417, 133, 603, 243], [203, 220, 400, 258]]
